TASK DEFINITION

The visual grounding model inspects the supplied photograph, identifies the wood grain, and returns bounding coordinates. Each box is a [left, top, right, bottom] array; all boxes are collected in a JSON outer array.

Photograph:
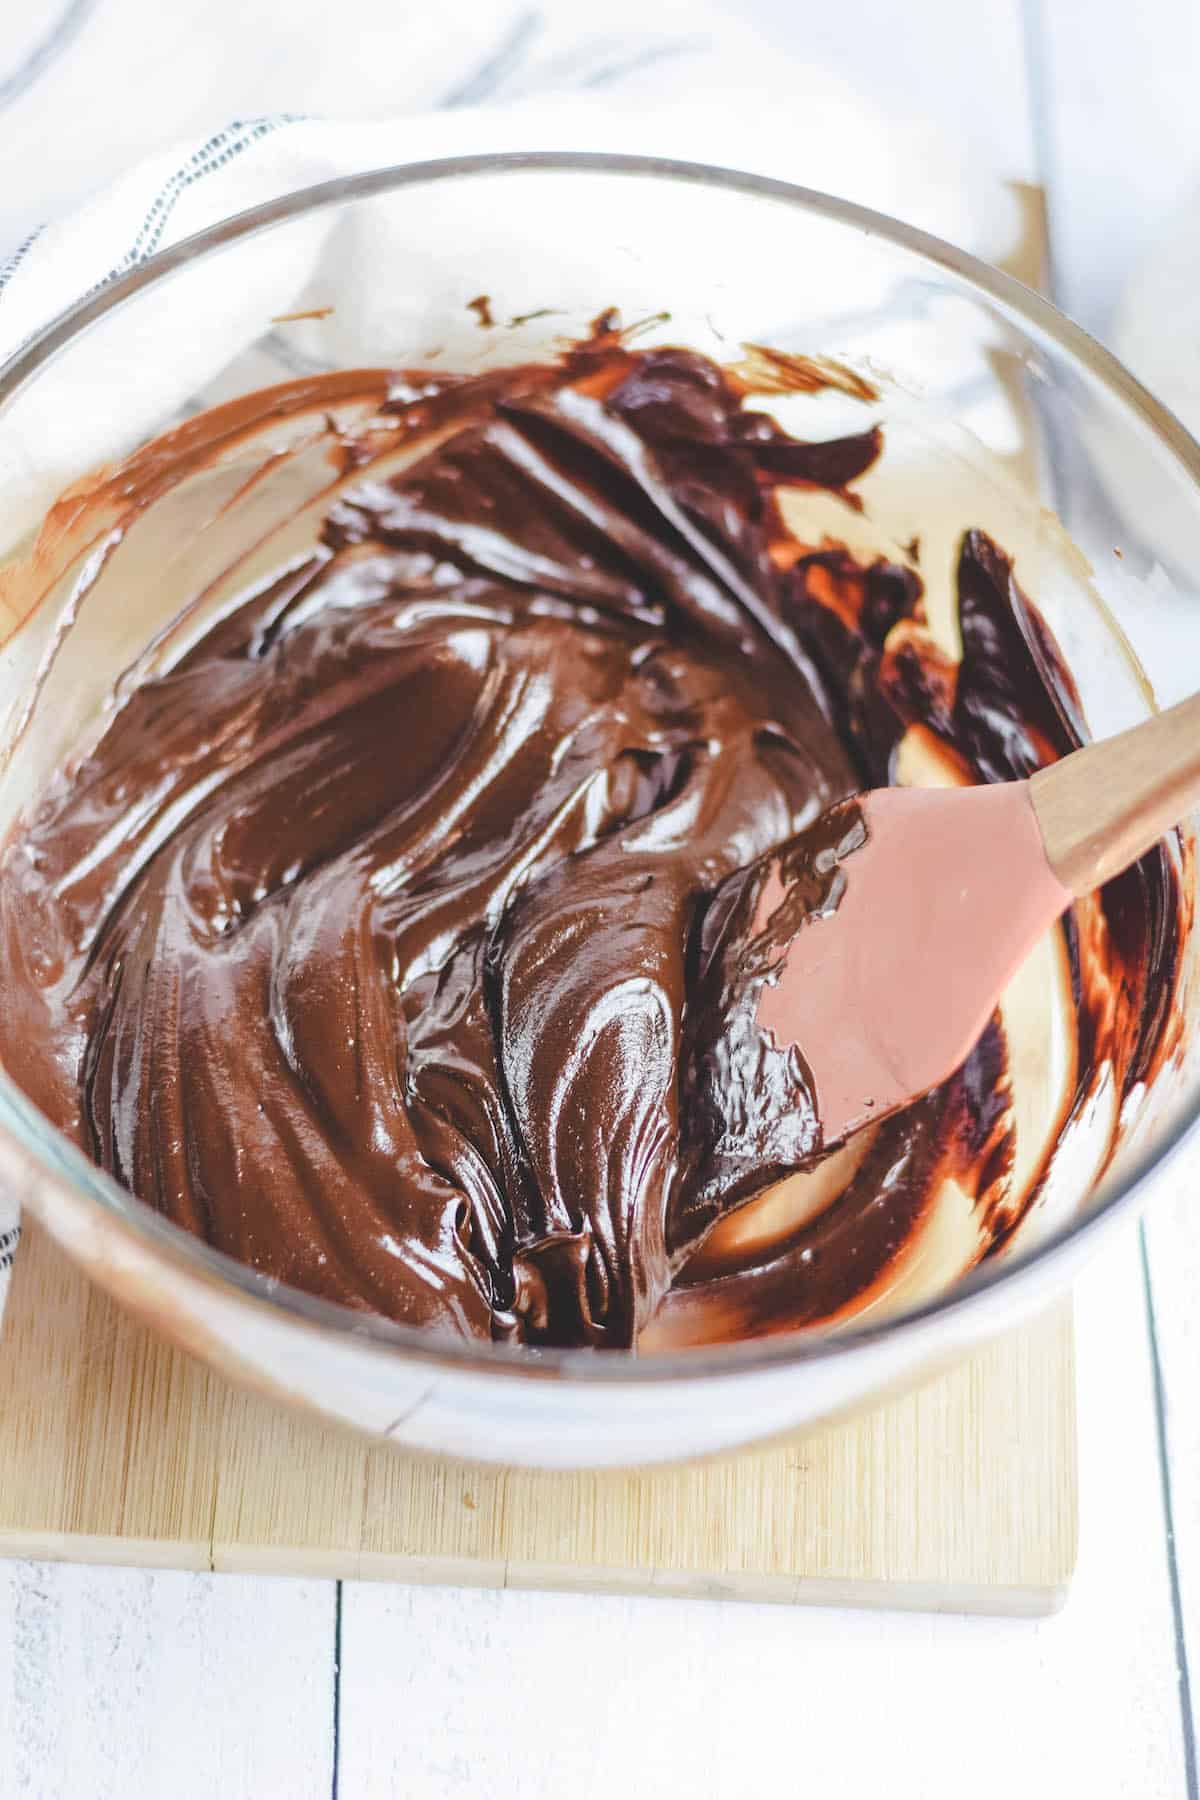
[[1031, 689, 1200, 896], [0, 1223, 1077, 1613]]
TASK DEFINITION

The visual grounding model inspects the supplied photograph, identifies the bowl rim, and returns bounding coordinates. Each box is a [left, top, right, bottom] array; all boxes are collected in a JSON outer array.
[[1, 146, 1199, 1385]]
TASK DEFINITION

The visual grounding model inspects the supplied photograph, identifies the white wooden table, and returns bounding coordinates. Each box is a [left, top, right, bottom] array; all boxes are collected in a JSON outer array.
[[0, 1, 1198, 1794]]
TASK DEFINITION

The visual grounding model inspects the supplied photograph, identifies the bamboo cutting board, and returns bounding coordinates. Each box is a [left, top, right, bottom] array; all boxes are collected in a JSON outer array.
[[0, 1222, 1076, 1613]]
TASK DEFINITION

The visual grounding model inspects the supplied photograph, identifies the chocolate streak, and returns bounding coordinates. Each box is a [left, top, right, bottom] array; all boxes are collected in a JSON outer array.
[[0, 336, 1184, 1350]]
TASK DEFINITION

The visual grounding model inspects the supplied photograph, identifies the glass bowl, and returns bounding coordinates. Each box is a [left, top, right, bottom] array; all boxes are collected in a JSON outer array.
[[0, 153, 1197, 1469]]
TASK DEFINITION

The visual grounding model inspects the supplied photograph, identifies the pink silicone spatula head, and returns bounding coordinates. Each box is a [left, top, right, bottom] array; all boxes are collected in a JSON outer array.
[[757, 687, 1200, 1148]]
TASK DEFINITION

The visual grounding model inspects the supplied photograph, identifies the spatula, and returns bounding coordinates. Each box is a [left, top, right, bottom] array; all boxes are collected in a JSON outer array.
[[755, 688, 1200, 1148]]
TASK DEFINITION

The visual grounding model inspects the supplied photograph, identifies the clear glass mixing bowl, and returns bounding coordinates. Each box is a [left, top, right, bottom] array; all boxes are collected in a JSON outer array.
[[0, 154, 1197, 1468]]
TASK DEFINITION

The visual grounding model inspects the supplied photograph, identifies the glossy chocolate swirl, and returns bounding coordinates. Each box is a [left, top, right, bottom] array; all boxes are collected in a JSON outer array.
[[0, 335, 1184, 1350]]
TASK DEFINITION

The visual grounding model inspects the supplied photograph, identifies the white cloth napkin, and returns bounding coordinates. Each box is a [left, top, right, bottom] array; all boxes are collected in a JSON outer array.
[[0, 0, 1018, 1319]]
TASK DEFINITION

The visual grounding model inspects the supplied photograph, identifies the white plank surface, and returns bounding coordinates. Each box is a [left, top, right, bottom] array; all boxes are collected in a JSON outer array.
[[0, 1566, 335, 1797], [336, 1228, 1188, 1800]]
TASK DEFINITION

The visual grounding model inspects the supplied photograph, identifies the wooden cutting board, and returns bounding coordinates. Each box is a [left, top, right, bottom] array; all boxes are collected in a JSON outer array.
[[0, 1222, 1076, 1613]]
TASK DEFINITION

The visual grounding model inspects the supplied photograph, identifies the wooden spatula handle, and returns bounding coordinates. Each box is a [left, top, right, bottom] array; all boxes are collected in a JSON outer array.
[[1030, 689, 1200, 896]]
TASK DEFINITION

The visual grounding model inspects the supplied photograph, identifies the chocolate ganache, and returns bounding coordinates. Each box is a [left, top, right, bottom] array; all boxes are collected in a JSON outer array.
[[0, 325, 1184, 1349]]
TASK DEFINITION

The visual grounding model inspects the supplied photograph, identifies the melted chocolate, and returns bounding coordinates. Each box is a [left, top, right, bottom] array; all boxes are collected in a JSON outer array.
[[0, 336, 1184, 1350]]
